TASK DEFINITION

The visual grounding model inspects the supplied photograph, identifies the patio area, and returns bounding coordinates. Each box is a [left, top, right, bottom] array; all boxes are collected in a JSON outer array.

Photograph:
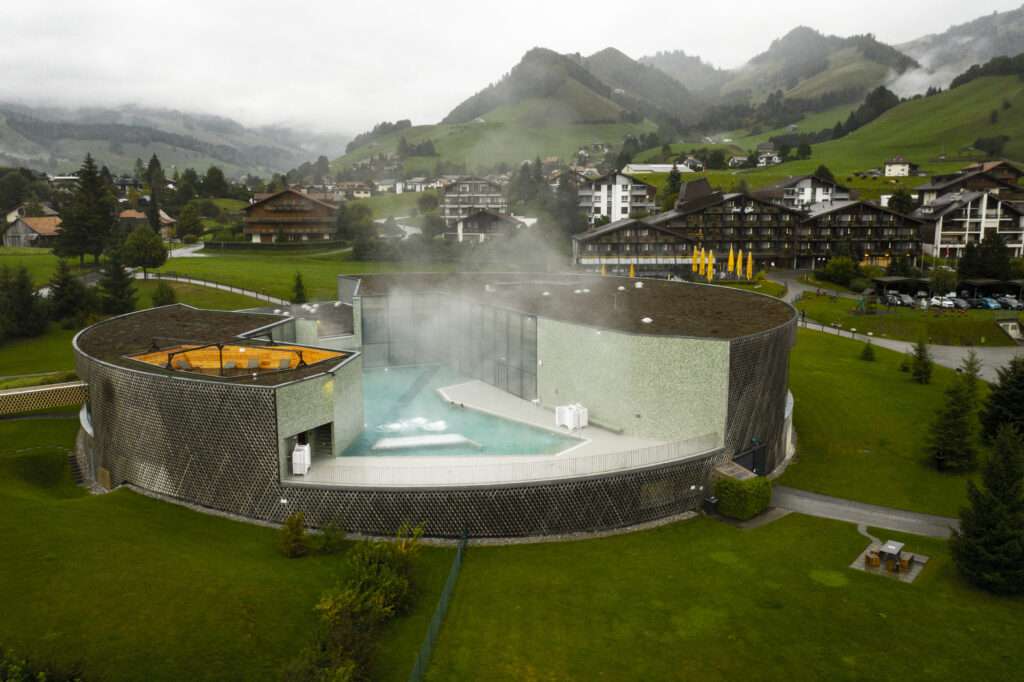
[[849, 539, 931, 584]]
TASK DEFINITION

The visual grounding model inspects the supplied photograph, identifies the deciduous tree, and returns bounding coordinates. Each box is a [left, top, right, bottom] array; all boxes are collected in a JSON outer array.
[[122, 225, 167, 279]]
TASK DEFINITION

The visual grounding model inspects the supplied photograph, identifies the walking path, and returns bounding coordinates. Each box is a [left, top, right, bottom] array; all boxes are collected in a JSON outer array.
[[133, 272, 289, 306], [168, 243, 207, 258], [768, 270, 1022, 382], [772, 485, 958, 538]]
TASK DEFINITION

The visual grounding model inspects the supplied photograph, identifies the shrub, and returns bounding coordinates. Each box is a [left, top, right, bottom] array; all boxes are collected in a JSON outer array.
[[150, 280, 177, 307], [316, 519, 347, 555], [848, 277, 871, 293], [0, 646, 83, 681], [819, 256, 857, 286], [860, 342, 875, 361], [911, 336, 933, 384], [346, 541, 414, 614], [279, 511, 309, 558], [182, 234, 198, 244], [715, 476, 772, 520]]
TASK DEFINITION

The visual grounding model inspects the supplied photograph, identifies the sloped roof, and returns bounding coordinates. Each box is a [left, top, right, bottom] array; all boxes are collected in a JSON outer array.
[[806, 200, 922, 223], [119, 209, 176, 225], [244, 188, 338, 212], [572, 217, 688, 242], [915, 170, 1019, 192], [19, 216, 62, 236]]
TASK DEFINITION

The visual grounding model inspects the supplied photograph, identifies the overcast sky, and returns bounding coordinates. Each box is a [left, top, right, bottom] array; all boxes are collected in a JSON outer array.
[[2, 1, 1020, 134]]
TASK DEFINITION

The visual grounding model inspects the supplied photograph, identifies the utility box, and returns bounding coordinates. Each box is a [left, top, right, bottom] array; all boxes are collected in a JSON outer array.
[[291, 443, 311, 476]]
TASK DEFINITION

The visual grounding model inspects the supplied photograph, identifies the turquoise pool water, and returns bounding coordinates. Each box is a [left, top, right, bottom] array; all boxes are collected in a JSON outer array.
[[341, 365, 578, 457]]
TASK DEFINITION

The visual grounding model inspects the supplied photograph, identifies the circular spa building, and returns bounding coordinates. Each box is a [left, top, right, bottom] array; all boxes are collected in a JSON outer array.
[[74, 273, 796, 538]]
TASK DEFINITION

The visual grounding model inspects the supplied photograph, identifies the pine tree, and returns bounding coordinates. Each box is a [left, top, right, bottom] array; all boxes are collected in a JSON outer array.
[[56, 154, 116, 266], [911, 336, 933, 384], [950, 425, 1024, 594], [961, 350, 983, 406], [0, 265, 47, 338], [927, 378, 978, 471], [859, 341, 875, 361], [292, 272, 307, 304], [667, 164, 681, 194], [150, 280, 178, 307], [981, 356, 1024, 441], [48, 259, 90, 323], [98, 252, 136, 315]]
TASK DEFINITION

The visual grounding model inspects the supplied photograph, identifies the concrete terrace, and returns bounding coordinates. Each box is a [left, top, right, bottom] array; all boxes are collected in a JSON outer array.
[[289, 379, 718, 489]]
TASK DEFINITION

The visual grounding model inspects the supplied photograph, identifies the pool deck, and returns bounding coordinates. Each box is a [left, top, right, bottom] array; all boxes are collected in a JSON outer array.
[[437, 380, 662, 457], [292, 379, 668, 488]]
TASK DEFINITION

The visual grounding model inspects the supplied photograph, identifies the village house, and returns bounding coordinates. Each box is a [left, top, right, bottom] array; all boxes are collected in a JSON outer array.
[[2, 216, 62, 248], [444, 209, 524, 243], [753, 174, 852, 209], [577, 172, 656, 224], [243, 188, 338, 243], [883, 155, 918, 177], [5, 202, 59, 225], [439, 177, 509, 228], [119, 208, 178, 240]]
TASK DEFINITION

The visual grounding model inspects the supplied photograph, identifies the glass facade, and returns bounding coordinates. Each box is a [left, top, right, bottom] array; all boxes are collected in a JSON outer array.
[[359, 294, 538, 400]]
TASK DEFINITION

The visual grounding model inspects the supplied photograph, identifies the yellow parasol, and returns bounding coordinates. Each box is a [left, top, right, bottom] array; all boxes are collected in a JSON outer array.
[[736, 250, 744, 280], [727, 245, 735, 275], [746, 251, 754, 280], [691, 245, 699, 272], [707, 250, 715, 282], [629, 262, 635, 278]]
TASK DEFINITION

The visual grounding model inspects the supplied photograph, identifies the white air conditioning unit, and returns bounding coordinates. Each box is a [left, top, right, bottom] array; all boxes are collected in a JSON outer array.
[[292, 443, 311, 476]]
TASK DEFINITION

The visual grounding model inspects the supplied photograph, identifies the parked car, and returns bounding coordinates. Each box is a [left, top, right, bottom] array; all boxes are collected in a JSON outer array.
[[997, 296, 1023, 310], [951, 298, 971, 310], [979, 297, 1003, 310], [898, 294, 915, 307], [884, 293, 902, 306]]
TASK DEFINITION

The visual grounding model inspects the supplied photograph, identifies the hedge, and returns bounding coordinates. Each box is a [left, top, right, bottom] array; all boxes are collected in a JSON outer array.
[[715, 476, 772, 520]]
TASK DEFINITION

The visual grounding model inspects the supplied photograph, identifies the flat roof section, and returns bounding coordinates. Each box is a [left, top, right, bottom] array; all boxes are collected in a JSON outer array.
[[354, 273, 796, 340], [75, 304, 354, 385]]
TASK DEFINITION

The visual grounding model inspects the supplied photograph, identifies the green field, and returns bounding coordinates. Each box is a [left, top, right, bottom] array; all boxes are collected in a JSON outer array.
[[332, 117, 655, 175], [158, 251, 454, 300], [726, 101, 860, 150], [0, 418, 452, 681], [429, 513, 1022, 681], [784, 328, 978, 516], [796, 294, 1018, 346], [135, 279, 264, 310], [0, 248, 88, 286], [719, 279, 787, 298]]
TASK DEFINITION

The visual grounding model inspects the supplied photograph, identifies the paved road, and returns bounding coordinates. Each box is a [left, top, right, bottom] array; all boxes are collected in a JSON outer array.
[[769, 269, 1022, 382], [169, 243, 207, 258], [773, 485, 958, 538]]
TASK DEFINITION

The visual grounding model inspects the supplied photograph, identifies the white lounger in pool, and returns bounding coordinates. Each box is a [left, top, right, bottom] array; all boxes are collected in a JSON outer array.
[[372, 434, 482, 451]]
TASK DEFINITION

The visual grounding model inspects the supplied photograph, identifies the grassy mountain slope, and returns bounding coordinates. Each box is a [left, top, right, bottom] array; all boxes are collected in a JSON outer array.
[[330, 118, 654, 176], [443, 48, 628, 125], [580, 48, 701, 125], [721, 27, 917, 103], [634, 76, 1024, 200], [0, 104, 349, 177]]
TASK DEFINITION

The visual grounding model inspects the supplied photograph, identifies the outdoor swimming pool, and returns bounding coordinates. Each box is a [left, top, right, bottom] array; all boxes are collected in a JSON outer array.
[[341, 365, 579, 457]]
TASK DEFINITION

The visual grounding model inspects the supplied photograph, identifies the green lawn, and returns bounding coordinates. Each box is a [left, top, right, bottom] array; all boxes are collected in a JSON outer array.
[[135, 279, 264, 310], [784, 328, 978, 516], [158, 252, 454, 300], [0, 248, 102, 287], [719, 279, 787, 298], [428, 513, 1023, 681], [0, 325, 78, 376], [0, 418, 453, 681], [796, 294, 1017, 347]]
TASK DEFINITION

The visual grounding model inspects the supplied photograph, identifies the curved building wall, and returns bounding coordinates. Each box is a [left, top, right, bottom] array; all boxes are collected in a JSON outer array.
[[725, 318, 798, 473], [75, 351, 722, 537]]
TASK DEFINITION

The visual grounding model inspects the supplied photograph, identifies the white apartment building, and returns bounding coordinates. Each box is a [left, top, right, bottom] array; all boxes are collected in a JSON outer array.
[[913, 191, 1024, 258], [577, 172, 656, 224]]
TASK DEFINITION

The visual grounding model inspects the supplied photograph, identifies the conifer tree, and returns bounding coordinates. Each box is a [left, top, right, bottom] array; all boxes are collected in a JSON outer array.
[[927, 378, 978, 471], [292, 272, 307, 304], [48, 259, 90, 323], [56, 154, 116, 266], [950, 425, 1024, 594], [859, 341, 875, 361], [98, 252, 136, 315], [0, 265, 47, 338], [911, 335, 933, 384], [981, 356, 1024, 441]]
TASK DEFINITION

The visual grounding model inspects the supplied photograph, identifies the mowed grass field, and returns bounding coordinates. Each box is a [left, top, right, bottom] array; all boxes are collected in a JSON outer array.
[[428, 514, 1023, 681], [783, 329, 979, 516], [0, 417, 453, 681], [158, 251, 454, 300], [795, 294, 1018, 347]]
